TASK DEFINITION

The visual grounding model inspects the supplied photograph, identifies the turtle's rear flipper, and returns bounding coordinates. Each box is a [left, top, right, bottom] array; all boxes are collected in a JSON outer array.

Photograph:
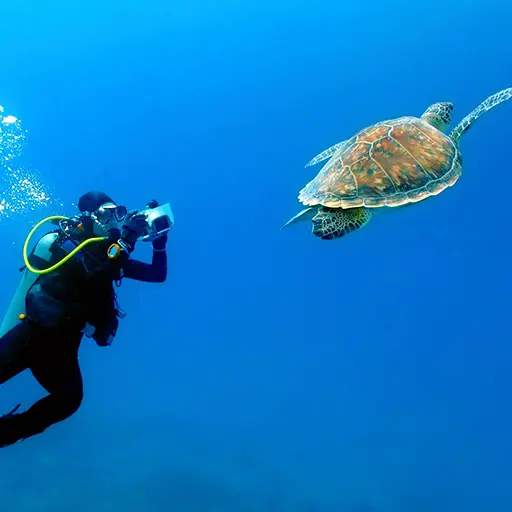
[[312, 207, 372, 240], [281, 207, 316, 230]]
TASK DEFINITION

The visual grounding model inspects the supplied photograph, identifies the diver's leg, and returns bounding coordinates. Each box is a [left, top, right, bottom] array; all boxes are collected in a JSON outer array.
[[0, 322, 34, 384], [25, 329, 84, 433], [0, 328, 84, 447]]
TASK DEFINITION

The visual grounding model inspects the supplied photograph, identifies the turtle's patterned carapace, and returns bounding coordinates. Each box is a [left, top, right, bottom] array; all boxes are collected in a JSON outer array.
[[298, 117, 461, 209]]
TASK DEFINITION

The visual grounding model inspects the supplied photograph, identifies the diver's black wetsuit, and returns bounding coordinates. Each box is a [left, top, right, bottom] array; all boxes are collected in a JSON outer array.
[[0, 237, 167, 447]]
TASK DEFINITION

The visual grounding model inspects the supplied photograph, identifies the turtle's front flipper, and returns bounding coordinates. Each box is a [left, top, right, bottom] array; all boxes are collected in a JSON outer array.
[[312, 206, 372, 240], [450, 87, 512, 144], [305, 140, 347, 167], [281, 206, 316, 230]]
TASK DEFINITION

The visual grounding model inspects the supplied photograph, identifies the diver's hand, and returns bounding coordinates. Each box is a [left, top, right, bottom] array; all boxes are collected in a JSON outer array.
[[152, 232, 168, 251], [120, 210, 148, 250]]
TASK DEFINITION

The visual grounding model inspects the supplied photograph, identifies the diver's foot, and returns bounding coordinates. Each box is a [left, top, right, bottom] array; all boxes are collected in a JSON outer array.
[[0, 404, 25, 448]]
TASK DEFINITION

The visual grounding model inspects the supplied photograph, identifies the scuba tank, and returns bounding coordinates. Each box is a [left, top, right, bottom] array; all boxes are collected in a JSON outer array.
[[0, 232, 59, 338]]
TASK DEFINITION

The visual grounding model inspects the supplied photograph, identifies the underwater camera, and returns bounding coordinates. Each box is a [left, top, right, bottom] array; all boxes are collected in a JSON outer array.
[[138, 202, 174, 242]]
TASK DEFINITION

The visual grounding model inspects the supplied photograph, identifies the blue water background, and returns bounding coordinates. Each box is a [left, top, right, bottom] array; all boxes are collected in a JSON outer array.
[[0, 0, 511, 510]]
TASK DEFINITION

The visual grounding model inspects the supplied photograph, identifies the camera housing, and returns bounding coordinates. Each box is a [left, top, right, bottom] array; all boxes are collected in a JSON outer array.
[[138, 202, 174, 242]]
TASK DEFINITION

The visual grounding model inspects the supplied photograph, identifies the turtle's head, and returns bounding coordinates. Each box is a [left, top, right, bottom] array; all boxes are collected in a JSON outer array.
[[421, 102, 454, 132]]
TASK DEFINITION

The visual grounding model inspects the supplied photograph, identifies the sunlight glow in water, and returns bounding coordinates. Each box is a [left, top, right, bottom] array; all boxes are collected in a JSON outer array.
[[0, 104, 54, 219]]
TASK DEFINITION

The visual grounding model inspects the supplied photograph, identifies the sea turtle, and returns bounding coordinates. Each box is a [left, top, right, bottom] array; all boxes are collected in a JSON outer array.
[[282, 87, 512, 240]]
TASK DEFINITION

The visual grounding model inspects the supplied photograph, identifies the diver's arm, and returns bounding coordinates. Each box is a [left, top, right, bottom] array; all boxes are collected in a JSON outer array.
[[122, 236, 167, 283]]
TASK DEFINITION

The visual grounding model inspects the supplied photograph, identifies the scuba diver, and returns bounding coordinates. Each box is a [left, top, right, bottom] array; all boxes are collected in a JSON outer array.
[[0, 190, 173, 448]]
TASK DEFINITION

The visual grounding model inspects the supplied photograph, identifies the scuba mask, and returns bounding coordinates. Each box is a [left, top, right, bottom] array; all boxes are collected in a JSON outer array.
[[90, 203, 128, 237]]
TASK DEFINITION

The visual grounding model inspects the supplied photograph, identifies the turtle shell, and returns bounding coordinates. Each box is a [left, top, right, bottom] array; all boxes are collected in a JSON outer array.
[[298, 116, 462, 208]]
